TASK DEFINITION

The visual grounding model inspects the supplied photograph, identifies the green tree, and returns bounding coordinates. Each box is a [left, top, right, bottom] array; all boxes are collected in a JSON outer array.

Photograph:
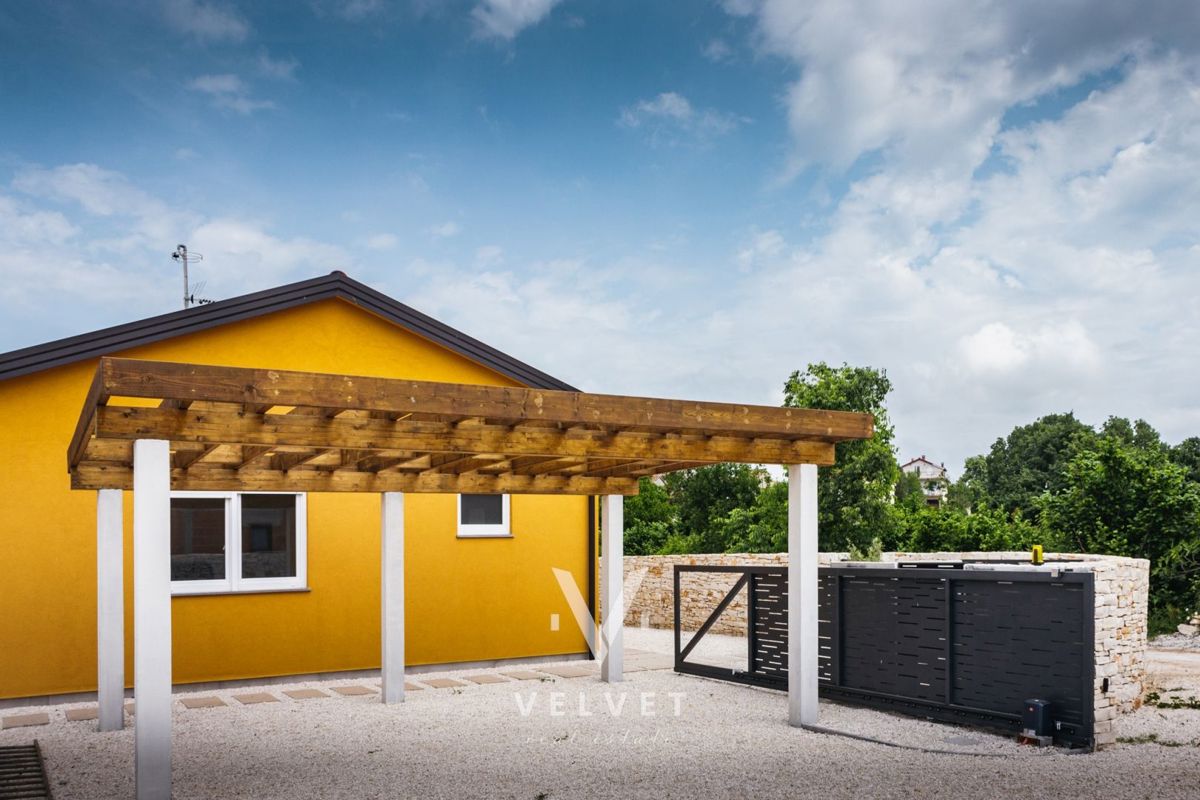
[[903, 506, 1038, 552], [1100, 416, 1165, 452], [970, 412, 1095, 521], [622, 478, 675, 556], [661, 463, 765, 553], [954, 454, 989, 511], [721, 480, 789, 553], [894, 470, 926, 512], [1170, 437, 1200, 485], [783, 363, 902, 552], [1040, 434, 1200, 632]]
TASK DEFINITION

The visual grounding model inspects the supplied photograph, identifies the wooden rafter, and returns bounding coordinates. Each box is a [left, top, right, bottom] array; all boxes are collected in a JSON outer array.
[[237, 445, 274, 470], [172, 444, 217, 470], [84, 407, 841, 466], [67, 358, 874, 494]]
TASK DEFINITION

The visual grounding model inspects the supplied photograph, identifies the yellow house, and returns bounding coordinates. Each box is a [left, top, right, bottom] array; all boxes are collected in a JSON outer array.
[[0, 272, 594, 703]]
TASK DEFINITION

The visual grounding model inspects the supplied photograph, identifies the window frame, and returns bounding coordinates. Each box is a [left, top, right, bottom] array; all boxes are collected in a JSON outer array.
[[456, 493, 511, 538], [170, 491, 308, 595]]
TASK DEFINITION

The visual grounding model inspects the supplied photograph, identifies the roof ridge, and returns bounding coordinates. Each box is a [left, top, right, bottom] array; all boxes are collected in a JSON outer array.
[[0, 272, 577, 390]]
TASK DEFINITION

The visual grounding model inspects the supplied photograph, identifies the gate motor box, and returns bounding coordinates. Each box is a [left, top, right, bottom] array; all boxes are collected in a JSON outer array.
[[1022, 698, 1052, 737]]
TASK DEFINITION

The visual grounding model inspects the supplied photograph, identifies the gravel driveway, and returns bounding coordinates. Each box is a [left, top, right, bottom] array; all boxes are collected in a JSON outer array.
[[2, 628, 1198, 799]]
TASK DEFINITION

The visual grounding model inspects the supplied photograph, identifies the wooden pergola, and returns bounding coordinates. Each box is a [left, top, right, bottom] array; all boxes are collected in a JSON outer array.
[[69, 358, 873, 800]]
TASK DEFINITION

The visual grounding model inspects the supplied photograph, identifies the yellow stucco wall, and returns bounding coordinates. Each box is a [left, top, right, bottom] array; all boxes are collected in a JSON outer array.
[[0, 298, 592, 699]]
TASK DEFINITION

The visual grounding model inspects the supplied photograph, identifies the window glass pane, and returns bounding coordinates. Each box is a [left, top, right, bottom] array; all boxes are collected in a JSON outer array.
[[241, 495, 297, 579], [170, 498, 226, 581], [461, 494, 503, 525]]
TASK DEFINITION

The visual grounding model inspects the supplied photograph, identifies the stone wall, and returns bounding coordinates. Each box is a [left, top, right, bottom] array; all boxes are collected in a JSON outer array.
[[623, 551, 1149, 748]]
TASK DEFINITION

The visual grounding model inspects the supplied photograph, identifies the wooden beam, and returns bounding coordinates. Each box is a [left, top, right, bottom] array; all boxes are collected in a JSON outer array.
[[276, 449, 336, 472], [517, 456, 587, 476], [89, 407, 839, 466], [385, 454, 432, 472], [583, 459, 659, 478], [357, 453, 418, 473], [238, 445, 274, 470], [72, 463, 639, 495], [421, 453, 489, 475], [173, 444, 218, 470], [289, 406, 347, 420], [94, 358, 874, 441], [67, 364, 108, 472]]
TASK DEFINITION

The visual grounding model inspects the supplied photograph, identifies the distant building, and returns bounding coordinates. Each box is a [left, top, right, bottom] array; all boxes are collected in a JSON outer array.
[[899, 455, 949, 507]]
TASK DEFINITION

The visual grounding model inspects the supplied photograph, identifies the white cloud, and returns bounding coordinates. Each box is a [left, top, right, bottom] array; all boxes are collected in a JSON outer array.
[[188, 74, 275, 114], [0, 195, 78, 244], [258, 51, 299, 80], [739, 0, 1200, 177], [428, 221, 461, 239], [365, 233, 398, 250], [190, 218, 348, 284], [400, 258, 699, 395], [474, 245, 504, 267], [958, 321, 1102, 376], [162, 0, 250, 43], [0, 162, 350, 344], [13, 162, 191, 252], [702, 38, 733, 63], [620, 92, 693, 125], [660, 1, 1200, 469], [471, 0, 562, 40], [338, 0, 385, 20], [735, 229, 785, 272], [619, 92, 744, 145]]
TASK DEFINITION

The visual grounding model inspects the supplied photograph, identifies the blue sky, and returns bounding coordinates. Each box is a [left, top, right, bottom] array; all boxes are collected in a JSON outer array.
[[2, 1, 1199, 473]]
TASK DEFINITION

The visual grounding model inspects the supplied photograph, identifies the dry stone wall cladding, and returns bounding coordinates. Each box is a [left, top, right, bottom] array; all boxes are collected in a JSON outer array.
[[621, 551, 1148, 749]]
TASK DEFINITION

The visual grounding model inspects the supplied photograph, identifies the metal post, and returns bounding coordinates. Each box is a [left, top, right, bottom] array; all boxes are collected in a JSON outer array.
[[133, 439, 171, 799], [381, 492, 405, 704], [788, 463, 819, 727], [600, 494, 623, 683], [97, 489, 124, 732]]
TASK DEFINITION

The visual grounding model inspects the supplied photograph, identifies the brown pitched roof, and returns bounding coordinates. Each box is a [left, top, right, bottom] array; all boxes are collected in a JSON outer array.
[[0, 271, 576, 390]]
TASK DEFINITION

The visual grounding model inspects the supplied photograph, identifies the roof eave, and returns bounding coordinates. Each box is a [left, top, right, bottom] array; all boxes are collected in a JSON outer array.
[[0, 272, 576, 391]]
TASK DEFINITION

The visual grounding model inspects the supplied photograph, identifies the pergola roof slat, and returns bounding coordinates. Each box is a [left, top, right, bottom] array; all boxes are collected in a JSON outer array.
[[95, 358, 871, 440], [68, 358, 874, 495]]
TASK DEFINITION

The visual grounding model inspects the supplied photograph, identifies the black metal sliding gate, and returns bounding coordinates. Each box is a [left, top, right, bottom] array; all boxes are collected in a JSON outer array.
[[673, 564, 1095, 747]]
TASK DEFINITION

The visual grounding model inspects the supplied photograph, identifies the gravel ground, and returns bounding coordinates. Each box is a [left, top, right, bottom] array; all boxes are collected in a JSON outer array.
[[2, 628, 1199, 800]]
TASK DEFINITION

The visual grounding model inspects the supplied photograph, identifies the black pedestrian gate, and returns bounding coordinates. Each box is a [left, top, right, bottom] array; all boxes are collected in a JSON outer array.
[[673, 564, 1095, 748]]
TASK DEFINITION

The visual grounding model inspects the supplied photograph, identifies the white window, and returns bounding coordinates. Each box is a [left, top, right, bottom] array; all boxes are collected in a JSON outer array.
[[169, 492, 307, 595], [456, 494, 511, 538]]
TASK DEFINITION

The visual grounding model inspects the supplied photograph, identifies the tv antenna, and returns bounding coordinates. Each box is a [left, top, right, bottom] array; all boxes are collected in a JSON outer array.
[[170, 244, 213, 308]]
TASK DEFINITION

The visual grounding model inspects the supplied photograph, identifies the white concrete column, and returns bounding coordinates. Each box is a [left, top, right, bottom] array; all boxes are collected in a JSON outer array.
[[381, 492, 405, 704], [788, 463, 819, 727], [600, 494, 623, 683], [97, 489, 125, 732], [133, 439, 172, 800]]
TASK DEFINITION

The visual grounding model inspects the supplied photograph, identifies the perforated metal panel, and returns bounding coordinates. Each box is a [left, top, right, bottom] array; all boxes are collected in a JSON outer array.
[[950, 579, 1090, 738], [839, 575, 948, 703], [818, 568, 1094, 747], [675, 564, 1095, 748], [749, 571, 789, 680]]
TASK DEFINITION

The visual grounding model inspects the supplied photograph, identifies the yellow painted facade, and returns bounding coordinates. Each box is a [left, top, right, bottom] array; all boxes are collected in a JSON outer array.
[[0, 298, 591, 700]]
